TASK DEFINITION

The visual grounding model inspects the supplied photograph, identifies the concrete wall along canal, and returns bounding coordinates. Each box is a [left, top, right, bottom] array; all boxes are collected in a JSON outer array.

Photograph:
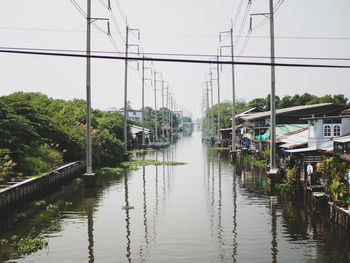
[[0, 161, 85, 211]]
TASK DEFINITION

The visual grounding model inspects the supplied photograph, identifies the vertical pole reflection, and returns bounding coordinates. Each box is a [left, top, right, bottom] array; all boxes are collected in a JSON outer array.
[[87, 193, 95, 263], [142, 157, 149, 246], [232, 164, 238, 262], [217, 153, 224, 261], [153, 151, 159, 241], [124, 170, 131, 263], [271, 202, 278, 263], [162, 150, 166, 201]]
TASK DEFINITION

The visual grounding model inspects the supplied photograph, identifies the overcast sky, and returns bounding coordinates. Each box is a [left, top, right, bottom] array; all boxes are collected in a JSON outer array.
[[0, 0, 349, 119]]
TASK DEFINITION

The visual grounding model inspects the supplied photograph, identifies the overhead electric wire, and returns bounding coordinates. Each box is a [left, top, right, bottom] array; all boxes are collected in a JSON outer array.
[[112, 0, 128, 25], [108, 8, 126, 43], [1, 48, 350, 69], [1, 46, 350, 62], [234, 0, 252, 47], [233, 0, 245, 29], [91, 22, 108, 34], [273, 0, 285, 13], [70, 0, 87, 18], [237, 28, 252, 60]]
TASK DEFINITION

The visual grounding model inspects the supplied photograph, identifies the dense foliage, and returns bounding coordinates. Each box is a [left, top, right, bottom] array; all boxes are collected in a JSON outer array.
[[138, 106, 181, 137], [0, 92, 126, 182]]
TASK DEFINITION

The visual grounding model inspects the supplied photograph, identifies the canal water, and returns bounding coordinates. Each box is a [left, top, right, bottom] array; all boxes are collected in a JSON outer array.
[[1, 131, 350, 262]]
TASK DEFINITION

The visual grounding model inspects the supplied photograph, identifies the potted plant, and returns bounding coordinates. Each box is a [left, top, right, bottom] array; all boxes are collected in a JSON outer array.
[[330, 180, 343, 206]]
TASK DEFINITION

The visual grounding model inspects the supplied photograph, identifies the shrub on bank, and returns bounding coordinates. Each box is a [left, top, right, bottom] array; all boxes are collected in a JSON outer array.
[[0, 92, 127, 183]]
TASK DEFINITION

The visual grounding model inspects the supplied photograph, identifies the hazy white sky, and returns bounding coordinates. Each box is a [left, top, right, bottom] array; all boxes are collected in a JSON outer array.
[[0, 0, 349, 119]]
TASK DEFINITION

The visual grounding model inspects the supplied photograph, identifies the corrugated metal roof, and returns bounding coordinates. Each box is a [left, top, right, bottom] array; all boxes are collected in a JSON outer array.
[[241, 103, 334, 121], [279, 129, 308, 149], [333, 135, 350, 143]]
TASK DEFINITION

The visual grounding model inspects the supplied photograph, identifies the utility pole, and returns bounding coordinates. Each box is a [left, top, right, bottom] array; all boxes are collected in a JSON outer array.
[[123, 25, 129, 155], [216, 56, 221, 140], [141, 57, 145, 146], [206, 82, 210, 138], [269, 0, 277, 171], [161, 80, 165, 142], [167, 87, 170, 140], [209, 71, 214, 140], [154, 71, 158, 142], [141, 59, 152, 147], [153, 71, 162, 142], [85, 0, 93, 175], [230, 26, 237, 152], [220, 27, 236, 152], [123, 26, 140, 155]]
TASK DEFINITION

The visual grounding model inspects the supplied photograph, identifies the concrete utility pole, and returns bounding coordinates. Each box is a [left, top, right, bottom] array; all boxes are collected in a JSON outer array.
[[123, 25, 129, 155], [230, 27, 237, 152], [85, 0, 93, 174], [123, 26, 140, 154], [141, 57, 145, 146], [216, 56, 221, 140], [167, 87, 170, 140], [141, 61, 152, 146], [206, 82, 210, 138], [154, 71, 158, 142], [161, 80, 165, 142], [219, 27, 236, 151], [269, 0, 277, 171], [209, 71, 214, 139]]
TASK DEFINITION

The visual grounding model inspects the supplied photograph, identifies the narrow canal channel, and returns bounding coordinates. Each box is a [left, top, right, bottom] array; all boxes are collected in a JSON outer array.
[[1, 132, 350, 262]]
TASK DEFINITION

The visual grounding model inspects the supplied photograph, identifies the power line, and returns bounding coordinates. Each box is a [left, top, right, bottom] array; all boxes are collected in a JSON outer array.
[[234, 0, 252, 47], [1, 46, 350, 62], [1, 25, 350, 41], [1, 48, 350, 68], [233, 0, 245, 29]]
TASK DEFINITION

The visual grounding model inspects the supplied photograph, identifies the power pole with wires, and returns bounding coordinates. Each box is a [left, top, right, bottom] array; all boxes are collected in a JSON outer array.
[[220, 27, 237, 154], [123, 25, 140, 156], [216, 56, 221, 140], [85, 0, 93, 177], [141, 59, 152, 147], [269, 0, 277, 172]]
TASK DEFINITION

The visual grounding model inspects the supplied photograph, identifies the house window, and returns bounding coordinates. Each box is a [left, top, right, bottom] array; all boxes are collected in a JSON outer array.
[[323, 124, 331, 137], [333, 124, 341, 137]]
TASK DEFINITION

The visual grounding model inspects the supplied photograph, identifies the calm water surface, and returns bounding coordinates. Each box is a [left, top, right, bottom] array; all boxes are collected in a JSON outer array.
[[1, 131, 350, 262]]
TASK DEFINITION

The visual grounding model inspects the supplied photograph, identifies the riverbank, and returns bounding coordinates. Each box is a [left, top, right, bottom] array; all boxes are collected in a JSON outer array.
[[0, 161, 85, 212]]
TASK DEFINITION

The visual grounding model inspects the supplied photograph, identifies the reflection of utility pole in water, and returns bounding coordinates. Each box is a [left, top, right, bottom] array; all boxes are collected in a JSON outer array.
[[152, 152, 159, 242], [86, 187, 95, 263], [140, 155, 149, 261], [271, 201, 278, 263], [232, 165, 238, 262], [217, 154, 225, 261], [162, 150, 166, 204], [124, 171, 131, 262]]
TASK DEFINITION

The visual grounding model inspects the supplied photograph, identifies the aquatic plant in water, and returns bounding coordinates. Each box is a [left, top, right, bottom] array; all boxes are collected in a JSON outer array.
[[121, 159, 186, 170], [34, 200, 47, 207], [122, 205, 134, 210], [97, 167, 124, 176], [3, 228, 48, 255], [47, 220, 62, 232]]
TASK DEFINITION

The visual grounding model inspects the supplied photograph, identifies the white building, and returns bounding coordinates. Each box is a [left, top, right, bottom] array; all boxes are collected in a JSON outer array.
[[120, 109, 143, 122]]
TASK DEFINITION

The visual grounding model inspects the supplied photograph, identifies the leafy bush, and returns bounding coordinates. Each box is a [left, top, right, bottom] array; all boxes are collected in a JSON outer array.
[[285, 167, 297, 181]]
